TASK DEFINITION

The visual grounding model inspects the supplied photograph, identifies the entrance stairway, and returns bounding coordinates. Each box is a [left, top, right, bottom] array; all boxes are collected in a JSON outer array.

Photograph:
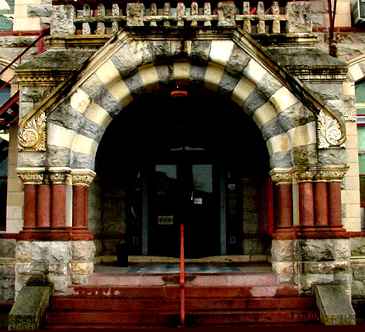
[[45, 265, 320, 328]]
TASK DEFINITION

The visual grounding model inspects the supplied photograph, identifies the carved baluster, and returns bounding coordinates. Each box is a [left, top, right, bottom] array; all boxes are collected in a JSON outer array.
[[150, 2, 157, 26], [177, 1, 185, 27], [82, 4, 91, 34], [271, 1, 280, 33], [163, 2, 171, 27], [242, 1, 251, 32], [96, 4, 106, 34], [204, 2, 211, 26], [257, 1, 265, 33], [65, 5, 76, 34], [112, 3, 120, 32], [191, 1, 198, 26]]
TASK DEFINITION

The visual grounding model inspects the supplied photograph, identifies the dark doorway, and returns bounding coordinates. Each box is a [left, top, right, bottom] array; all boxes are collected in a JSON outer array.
[[149, 162, 218, 258], [95, 89, 270, 259]]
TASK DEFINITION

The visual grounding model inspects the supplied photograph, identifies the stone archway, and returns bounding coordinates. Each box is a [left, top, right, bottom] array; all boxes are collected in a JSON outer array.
[[15, 29, 350, 293]]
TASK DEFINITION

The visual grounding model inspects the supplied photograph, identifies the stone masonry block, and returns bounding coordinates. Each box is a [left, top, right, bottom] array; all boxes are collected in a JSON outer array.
[[314, 284, 356, 325]]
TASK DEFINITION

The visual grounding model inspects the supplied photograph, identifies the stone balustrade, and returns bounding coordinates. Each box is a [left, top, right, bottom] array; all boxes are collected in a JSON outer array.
[[51, 0, 312, 36]]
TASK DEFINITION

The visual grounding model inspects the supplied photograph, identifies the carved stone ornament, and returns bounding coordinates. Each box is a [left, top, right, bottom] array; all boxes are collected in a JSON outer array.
[[49, 172, 68, 184], [270, 169, 293, 184], [18, 112, 46, 152], [72, 169, 96, 187], [317, 110, 343, 149], [316, 166, 349, 182], [295, 169, 315, 182], [17, 168, 45, 184]]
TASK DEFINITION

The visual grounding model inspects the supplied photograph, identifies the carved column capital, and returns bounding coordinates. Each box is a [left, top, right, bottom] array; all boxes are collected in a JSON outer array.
[[17, 167, 45, 184], [270, 168, 293, 184], [71, 169, 96, 187], [294, 168, 316, 183], [315, 165, 349, 182], [48, 167, 71, 185]]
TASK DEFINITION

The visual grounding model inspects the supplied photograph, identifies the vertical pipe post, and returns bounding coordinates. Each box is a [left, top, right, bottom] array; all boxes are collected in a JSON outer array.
[[179, 223, 185, 327]]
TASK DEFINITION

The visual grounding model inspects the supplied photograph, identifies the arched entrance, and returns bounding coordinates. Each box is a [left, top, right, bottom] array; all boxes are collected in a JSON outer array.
[[94, 89, 270, 260], [15, 30, 349, 293]]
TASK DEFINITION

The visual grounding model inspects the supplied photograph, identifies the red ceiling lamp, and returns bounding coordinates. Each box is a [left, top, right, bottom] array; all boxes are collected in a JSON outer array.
[[170, 81, 188, 98]]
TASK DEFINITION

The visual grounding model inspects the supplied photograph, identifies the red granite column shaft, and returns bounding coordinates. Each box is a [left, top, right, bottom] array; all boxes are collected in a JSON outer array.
[[51, 184, 66, 228], [328, 181, 342, 228], [277, 183, 293, 228], [72, 185, 86, 228], [83, 187, 89, 228], [23, 184, 37, 229], [37, 184, 50, 228], [299, 182, 314, 227], [314, 182, 329, 226]]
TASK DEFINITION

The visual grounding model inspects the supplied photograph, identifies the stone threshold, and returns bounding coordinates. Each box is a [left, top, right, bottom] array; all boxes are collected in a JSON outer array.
[[95, 255, 271, 264]]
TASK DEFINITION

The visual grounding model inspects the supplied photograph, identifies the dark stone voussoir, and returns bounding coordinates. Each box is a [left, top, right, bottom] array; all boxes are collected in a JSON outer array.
[[242, 89, 268, 116], [191, 40, 211, 64], [226, 45, 250, 75], [124, 72, 145, 97], [270, 150, 293, 168], [217, 72, 240, 96]]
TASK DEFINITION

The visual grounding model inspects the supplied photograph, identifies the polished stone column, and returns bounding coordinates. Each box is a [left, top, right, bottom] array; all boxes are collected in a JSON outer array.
[[49, 171, 68, 229], [37, 184, 50, 228], [298, 181, 314, 227], [314, 181, 328, 226], [277, 183, 293, 229], [17, 167, 45, 238], [23, 184, 37, 229], [270, 169, 294, 239], [328, 181, 342, 228], [71, 169, 96, 240]]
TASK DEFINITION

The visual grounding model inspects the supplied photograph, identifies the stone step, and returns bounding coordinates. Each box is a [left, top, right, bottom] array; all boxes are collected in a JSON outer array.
[[51, 295, 315, 312], [46, 309, 319, 328], [86, 272, 278, 287]]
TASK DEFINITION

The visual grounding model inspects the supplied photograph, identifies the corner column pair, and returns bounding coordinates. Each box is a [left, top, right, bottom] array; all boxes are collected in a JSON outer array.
[[270, 166, 348, 238], [18, 167, 95, 240]]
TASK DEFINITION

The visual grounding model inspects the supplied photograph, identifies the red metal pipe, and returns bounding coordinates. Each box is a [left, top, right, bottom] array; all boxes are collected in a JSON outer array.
[[179, 223, 185, 327]]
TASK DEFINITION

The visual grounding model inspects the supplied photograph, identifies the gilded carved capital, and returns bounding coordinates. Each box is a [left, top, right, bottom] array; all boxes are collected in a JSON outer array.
[[18, 112, 46, 152], [295, 169, 315, 182], [48, 167, 71, 185], [17, 167, 45, 184], [315, 166, 348, 182], [270, 168, 293, 184], [71, 169, 96, 187]]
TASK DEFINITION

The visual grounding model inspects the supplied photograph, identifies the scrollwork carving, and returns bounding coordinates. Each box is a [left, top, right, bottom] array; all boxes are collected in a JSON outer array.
[[18, 112, 46, 152], [270, 168, 293, 184], [317, 111, 343, 149]]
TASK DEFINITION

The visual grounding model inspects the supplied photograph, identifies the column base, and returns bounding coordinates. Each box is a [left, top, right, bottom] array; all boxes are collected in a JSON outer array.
[[17, 227, 94, 241], [272, 228, 297, 240], [17, 228, 73, 241], [296, 226, 349, 239], [71, 228, 94, 240]]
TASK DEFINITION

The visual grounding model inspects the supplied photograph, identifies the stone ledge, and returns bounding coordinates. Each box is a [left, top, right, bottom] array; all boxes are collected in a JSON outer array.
[[8, 275, 53, 330], [314, 284, 356, 325]]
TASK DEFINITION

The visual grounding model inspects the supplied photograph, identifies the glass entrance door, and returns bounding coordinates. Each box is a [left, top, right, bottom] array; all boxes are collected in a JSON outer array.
[[149, 163, 219, 258]]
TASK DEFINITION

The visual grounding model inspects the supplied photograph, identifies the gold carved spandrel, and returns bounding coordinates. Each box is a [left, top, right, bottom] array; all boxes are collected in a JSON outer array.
[[18, 112, 46, 152]]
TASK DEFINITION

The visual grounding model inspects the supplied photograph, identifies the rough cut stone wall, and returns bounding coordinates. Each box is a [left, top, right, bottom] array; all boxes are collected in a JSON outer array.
[[351, 237, 365, 297], [15, 240, 95, 295], [0, 239, 15, 301], [272, 239, 352, 295]]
